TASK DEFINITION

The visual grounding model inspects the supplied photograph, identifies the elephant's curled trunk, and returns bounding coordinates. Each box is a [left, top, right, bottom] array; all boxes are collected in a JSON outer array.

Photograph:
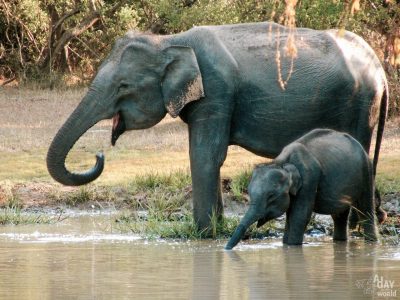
[[46, 98, 105, 186]]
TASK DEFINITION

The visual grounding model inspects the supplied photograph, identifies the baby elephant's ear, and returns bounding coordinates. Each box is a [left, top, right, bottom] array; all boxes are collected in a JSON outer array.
[[283, 163, 302, 196], [161, 46, 205, 118]]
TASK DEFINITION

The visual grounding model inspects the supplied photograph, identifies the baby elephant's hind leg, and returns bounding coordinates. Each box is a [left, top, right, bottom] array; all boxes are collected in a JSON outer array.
[[332, 208, 350, 241]]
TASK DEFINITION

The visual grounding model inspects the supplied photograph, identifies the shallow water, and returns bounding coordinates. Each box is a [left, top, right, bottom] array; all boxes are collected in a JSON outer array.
[[0, 213, 398, 299]]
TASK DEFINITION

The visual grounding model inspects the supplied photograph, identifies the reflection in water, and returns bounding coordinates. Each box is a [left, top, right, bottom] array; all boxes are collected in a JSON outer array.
[[0, 215, 398, 299]]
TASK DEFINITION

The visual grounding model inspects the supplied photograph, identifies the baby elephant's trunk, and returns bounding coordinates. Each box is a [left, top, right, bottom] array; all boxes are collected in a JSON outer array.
[[225, 207, 260, 250], [225, 224, 247, 250]]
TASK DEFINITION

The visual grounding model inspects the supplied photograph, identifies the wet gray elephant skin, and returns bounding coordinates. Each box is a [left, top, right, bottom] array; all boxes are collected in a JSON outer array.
[[46, 22, 388, 231], [226, 129, 379, 249]]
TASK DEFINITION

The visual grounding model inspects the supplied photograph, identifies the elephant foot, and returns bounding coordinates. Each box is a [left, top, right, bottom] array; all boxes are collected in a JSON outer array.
[[333, 235, 348, 241], [192, 189, 224, 237], [195, 212, 224, 238], [285, 241, 303, 246], [333, 226, 348, 241], [285, 236, 304, 245]]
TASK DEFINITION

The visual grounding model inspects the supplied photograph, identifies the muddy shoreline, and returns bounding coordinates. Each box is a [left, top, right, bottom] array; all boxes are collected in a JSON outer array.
[[4, 181, 400, 215]]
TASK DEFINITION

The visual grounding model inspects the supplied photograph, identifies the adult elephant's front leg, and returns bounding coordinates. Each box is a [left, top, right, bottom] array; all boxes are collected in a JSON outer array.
[[189, 118, 230, 232]]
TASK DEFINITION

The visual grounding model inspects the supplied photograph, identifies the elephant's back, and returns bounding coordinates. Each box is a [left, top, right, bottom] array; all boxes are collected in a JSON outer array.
[[326, 29, 387, 96], [301, 130, 370, 210], [300, 129, 367, 165], [201, 22, 334, 59], [194, 22, 385, 90]]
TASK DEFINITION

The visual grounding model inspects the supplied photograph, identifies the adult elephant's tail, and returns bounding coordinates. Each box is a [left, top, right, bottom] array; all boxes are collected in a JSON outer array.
[[373, 85, 388, 224], [373, 87, 388, 176]]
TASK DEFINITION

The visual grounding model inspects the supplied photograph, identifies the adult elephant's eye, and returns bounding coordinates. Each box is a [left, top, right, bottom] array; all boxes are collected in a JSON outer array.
[[118, 83, 129, 93]]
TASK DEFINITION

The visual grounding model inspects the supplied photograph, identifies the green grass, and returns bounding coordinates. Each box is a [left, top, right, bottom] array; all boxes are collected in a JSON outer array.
[[376, 176, 400, 195], [375, 154, 400, 194], [380, 216, 400, 246], [131, 169, 191, 191], [115, 212, 280, 240], [230, 168, 252, 202], [0, 207, 58, 225]]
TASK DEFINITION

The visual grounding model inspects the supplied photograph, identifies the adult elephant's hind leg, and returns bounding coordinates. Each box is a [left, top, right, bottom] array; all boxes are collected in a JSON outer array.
[[349, 124, 376, 229]]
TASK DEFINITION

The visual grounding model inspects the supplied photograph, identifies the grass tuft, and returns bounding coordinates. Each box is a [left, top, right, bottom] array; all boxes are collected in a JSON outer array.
[[131, 169, 191, 192], [0, 181, 23, 209], [115, 208, 280, 241], [50, 185, 116, 207], [380, 216, 400, 246], [230, 168, 252, 202], [0, 207, 56, 225], [375, 176, 400, 195]]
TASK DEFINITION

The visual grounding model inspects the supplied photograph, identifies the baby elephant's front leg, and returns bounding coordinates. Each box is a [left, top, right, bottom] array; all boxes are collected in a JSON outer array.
[[285, 199, 314, 245]]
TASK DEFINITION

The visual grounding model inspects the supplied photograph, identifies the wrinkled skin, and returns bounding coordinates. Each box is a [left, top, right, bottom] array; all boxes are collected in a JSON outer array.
[[226, 129, 379, 249], [46, 22, 388, 231]]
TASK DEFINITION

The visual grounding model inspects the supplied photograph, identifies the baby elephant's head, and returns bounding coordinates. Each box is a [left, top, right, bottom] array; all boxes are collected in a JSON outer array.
[[225, 163, 301, 250]]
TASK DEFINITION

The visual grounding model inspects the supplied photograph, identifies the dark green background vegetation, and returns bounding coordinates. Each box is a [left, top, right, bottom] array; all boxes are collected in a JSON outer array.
[[1, 0, 399, 112]]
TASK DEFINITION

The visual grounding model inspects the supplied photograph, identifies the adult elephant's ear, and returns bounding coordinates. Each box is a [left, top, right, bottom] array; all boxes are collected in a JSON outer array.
[[162, 46, 204, 118]]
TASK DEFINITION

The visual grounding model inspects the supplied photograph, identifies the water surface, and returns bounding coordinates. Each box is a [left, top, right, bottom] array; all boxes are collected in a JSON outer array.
[[0, 213, 398, 299]]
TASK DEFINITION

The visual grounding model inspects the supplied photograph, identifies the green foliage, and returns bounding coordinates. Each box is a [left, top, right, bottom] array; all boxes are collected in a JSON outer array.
[[0, 0, 395, 78], [295, 0, 345, 29]]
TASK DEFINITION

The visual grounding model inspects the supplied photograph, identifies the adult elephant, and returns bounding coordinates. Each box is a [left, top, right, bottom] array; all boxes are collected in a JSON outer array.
[[47, 22, 388, 231]]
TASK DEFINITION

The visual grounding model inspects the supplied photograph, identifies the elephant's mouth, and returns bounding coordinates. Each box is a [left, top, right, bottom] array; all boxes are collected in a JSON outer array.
[[111, 112, 126, 146], [256, 216, 269, 228]]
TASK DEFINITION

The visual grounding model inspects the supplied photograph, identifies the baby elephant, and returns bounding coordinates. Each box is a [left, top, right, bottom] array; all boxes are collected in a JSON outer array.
[[226, 129, 379, 249]]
